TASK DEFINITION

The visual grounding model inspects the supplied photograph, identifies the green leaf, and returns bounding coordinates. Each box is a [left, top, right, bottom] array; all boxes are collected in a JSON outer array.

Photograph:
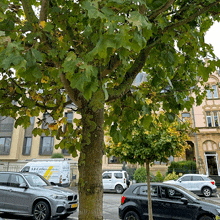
[[43, 22, 54, 32], [32, 49, 43, 62], [141, 115, 152, 129]]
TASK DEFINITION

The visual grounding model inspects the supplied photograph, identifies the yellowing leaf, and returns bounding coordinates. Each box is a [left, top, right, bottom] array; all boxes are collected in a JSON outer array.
[[49, 124, 58, 130], [41, 76, 49, 83], [58, 36, 63, 41], [39, 21, 46, 29]]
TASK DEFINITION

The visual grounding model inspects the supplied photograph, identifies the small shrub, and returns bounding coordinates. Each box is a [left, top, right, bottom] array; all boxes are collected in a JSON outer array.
[[133, 167, 147, 183], [168, 160, 196, 174], [152, 170, 164, 182], [51, 153, 64, 158], [164, 170, 179, 181]]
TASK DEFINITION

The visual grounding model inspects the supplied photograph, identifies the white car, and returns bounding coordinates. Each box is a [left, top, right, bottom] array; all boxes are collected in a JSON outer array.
[[164, 174, 217, 197], [102, 170, 129, 194]]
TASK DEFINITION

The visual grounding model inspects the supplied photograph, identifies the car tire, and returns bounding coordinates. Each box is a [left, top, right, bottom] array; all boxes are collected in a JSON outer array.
[[124, 211, 140, 220], [199, 215, 214, 220], [33, 201, 50, 220], [115, 184, 124, 194], [202, 187, 212, 197]]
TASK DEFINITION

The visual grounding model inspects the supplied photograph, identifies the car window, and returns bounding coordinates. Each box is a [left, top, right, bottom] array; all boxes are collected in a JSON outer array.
[[203, 176, 212, 181], [24, 174, 49, 187], [181, 176, 191, 181], [0, 173, 10, 186], [160, 186, 184, 201], [139, 185, 158, 197], [102, 173, 112, 179], [124, 172, 127, 178], [21, 166, 30, 172], [9, 174, 26, 187], [114, 173, 123, 179], [192, 176, 203, 181]]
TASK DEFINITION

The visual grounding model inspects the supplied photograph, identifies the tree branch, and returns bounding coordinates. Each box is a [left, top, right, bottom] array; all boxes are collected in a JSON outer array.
[[162, 0, 220, 33], [40, 0, 49, 22], [60, 72, 83, 108], [107, 38, 160, 102], [149, 0, 176, 21], [21, 0, 38, 23]]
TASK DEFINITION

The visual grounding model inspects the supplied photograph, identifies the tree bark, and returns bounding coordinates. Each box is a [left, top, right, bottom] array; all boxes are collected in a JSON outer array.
[[146, 159, 153, 220], [78, 103, 104, 220]]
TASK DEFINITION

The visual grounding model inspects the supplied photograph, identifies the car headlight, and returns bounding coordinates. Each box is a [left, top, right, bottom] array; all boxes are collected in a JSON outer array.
[[51, 194, 67, 200], [216, 209, 220, 214]]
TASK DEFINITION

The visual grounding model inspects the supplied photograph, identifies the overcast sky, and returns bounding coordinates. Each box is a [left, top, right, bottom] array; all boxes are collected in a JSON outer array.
[[205, 21, 220, 59]]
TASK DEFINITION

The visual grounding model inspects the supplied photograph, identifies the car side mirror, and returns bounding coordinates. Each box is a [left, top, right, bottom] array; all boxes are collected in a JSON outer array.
[[19, 183, 28, 189], [178, 179, 181, 183], [181, 197, 188, 204]]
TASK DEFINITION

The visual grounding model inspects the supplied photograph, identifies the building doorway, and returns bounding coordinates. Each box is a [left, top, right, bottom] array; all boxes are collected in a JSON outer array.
[[205, 152, 219, 175]]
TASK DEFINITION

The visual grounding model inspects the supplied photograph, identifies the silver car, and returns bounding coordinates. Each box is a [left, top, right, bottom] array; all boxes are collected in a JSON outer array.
[[164, 174, 217, 197], [0, 171, 78, 220]]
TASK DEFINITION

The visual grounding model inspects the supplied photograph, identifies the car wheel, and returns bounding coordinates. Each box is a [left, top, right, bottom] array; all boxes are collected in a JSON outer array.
[[202, 187, 212, 197], [124, 211, 140, 220], [33, 201, 50, 220], [115, 184, 124, 194], [168, 189, 175, 196], [199, 215, 214, 220]]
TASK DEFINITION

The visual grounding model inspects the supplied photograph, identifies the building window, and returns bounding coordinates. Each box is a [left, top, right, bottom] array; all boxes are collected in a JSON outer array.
[[108, 156, 121, 164], [22, 137, 32, 155], [42, 113, 55, 129], [0, 137, 11, 155], [39, 136, 54, 155], [182, 113, 190, 122], [213, 85, 218, 98], [213, 112, 219, 127], [207, 85, 219, 99], [65, 112, 73, 123], [206, 112, 213, 127], [30, 116, 35, 125], [62, 112, 73, 155]]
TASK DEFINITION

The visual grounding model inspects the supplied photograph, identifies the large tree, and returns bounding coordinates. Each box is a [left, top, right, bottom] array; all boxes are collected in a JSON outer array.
[[0, 0, 220, 219]]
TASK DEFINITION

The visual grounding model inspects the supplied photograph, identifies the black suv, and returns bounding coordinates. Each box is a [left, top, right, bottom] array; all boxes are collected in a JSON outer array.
[[119, 183, 220, 220]]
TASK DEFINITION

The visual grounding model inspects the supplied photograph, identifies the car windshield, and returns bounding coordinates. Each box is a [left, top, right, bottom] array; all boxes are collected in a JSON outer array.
[[23, 174, 51, 187]]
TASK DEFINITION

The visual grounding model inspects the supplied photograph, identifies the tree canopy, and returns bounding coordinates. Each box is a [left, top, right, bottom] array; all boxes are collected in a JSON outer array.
[[0, 0, 220, 219]]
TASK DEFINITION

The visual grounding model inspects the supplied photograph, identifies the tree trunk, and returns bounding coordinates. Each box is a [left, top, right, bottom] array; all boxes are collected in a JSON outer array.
[[146, 159, 153, 220], [78, 105, 104, 220]]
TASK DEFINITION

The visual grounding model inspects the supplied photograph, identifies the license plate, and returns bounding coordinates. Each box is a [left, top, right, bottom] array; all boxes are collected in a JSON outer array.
[[71, 203, 77, 208]]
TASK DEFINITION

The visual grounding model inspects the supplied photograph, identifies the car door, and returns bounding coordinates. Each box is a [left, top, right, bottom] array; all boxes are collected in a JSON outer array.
[[135, 185, 165, 220], [179, 176, 192, 190], [159, 186, 197, 220], [102, 173, 113, 190], [0, 173, 10, 210], [191, 175, 204, 192], [4, 174, 31, 213]]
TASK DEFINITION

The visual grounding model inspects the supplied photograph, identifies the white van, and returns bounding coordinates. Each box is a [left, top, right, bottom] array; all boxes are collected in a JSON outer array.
[[20, 159, 71, 187]]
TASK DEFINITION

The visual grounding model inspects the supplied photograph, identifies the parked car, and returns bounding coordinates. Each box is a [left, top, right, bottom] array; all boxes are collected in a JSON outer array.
[[164, 174, 217, 197], [119, 182, 220, 220], [0, 171, 77, 220], [102, 170, 129, 193]]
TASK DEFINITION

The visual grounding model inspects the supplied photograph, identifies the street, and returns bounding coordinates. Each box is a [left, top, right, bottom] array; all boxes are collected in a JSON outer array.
[[0, 192, 121, 220]]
